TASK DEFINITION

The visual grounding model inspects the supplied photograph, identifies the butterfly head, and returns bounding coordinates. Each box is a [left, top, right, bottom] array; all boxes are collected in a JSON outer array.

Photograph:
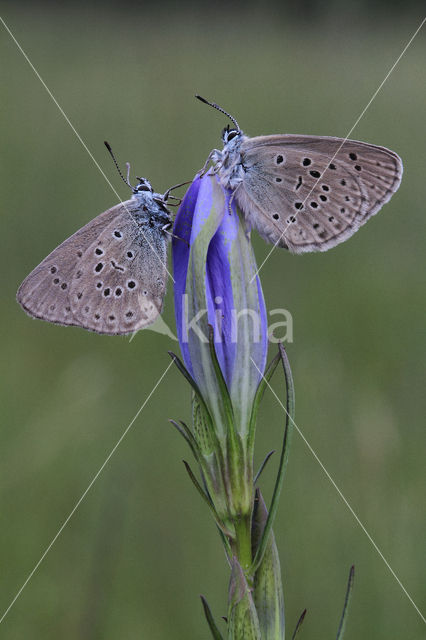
[[222, 124, 242, 145]]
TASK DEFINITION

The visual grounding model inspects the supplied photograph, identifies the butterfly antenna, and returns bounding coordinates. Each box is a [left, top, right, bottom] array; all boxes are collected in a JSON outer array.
[[195, 95, 240, 131], [104, 141, 132, 189]]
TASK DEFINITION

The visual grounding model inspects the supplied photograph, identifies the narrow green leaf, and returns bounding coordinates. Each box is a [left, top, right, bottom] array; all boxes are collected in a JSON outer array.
[[251, 489, 285, 640], [250, 344, 294, 575], [200, 595, 224, 640], [254, 450, 275, 485], [291, 609, 307, 639], [335, 566, 355, 640], [247, 352, 281, 455]]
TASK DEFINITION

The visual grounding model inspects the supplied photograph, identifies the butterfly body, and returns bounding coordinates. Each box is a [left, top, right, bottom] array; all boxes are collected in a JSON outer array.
[[17, 182, 173, 335], [200, 99, 403, 253]]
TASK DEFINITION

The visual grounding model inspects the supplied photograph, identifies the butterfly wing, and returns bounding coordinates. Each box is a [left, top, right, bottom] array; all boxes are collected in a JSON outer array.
[[69, 212, 168, 334], [17, 200, 169, 334], [236, 135, 403, 253], [17, 202, 126, 328]]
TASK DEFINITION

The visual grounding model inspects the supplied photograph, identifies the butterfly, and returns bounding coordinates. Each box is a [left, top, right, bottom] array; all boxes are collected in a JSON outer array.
[[196, 96, 403, 253], [17, 143, 184, 335]]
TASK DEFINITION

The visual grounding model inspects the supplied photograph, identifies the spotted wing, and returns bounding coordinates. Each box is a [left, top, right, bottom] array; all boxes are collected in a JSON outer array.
[[69, 212, 169, 334], [17, 202, 128, 328], [237, 135, 402, 253]]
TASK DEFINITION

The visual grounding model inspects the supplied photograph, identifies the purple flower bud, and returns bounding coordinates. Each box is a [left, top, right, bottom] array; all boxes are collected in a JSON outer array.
[[172, 174, 267, 436]]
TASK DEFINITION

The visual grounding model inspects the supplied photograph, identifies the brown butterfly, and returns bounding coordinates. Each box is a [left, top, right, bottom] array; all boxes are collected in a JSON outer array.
[[17, 143, 184, 334], [197, 96, 403, 253]]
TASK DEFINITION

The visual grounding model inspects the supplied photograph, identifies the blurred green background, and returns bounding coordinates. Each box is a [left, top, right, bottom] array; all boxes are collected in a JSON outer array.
[[1, 3, 425, 638]]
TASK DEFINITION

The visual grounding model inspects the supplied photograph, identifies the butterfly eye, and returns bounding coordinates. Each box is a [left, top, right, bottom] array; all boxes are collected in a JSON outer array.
[[137, 184, 150, 192], [227, 130, 238, 141]]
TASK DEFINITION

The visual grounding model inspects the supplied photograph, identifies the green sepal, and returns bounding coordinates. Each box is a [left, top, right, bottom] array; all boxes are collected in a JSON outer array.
[[335, 566, 355, 640], [251, 489, 285, 640], [192, 391, 214, 455], [207, 324, 235, 434], [200, 595, 225, 640], [228, 557, 261, 640], [169, 351, 213, 425], [169, 419, 200, 459], [291, 609, 307, 639], [247, 351, 281, 455], [182, 460, 233, 543], [169, 351, 223, 460], [250, 344, 294, 575]]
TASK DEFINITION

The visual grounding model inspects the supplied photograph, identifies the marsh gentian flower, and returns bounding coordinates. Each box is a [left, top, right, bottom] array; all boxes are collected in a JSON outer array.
[[172, 174, 267, 438]]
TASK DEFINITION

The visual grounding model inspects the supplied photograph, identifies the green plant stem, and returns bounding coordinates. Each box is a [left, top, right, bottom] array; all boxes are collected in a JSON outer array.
[[234, 515, 253, 577]]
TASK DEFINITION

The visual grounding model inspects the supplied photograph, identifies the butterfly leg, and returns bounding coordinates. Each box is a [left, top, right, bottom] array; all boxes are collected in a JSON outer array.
[[228, 184, 242, 215], [162, 225, 189, 247], [198, 149, 222, 177]]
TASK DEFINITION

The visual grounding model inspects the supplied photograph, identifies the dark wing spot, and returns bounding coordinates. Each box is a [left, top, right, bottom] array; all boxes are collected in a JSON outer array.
[[275, 177, 282, 183], [310, 202, 318, 209], [349, 152, 357, 160], [61, 283, 67, 290], [50, 266, 57, 274], [108, 315, 115, 321], [295, 176, 302, 191], [329, 163, 336, 170], [313, 223, 320, 229], [340, 179, 346, 186], [126, 310, 133, 318], [75, 270, 82, 279], [272, 213, 280, 220], [302, 158, 311, 166], [275, 155, 284, 165], [96, 282, 102, 289], [127, 251, 134, 259], [53, 278, 60, 284], [319, 195, 327, 202], [322, 185, 330, 191], [104, 288, 111, 297], [95, 263, 103, 272], [310, 170, 321, 178], [127, 280, 136, 289], [354, 165, 362, 171], [113, 230, 122, 238], [77, 250, 83, 257], [94, 313, 100, 320], [115, 288, 122, 297], [294, 202, 304, 210]]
